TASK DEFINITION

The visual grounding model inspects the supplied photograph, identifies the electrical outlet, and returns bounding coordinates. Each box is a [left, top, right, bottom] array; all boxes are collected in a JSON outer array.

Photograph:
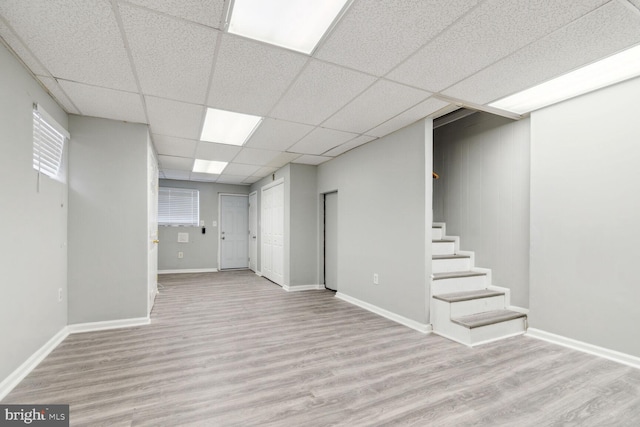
[[373, 273, 379, 285], [58, 288, 63, 302], [178, 251, 184, 259]]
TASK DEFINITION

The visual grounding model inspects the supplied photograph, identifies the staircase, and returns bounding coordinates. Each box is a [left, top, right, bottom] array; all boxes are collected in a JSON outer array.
[[431, 223, 527, 346]]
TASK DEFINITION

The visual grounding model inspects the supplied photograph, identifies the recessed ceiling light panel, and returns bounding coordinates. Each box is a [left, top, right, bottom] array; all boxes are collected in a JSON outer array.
[[200, 108, 262, 146], [192, 159, 228, 174], [227, 0, 350, 54], [489, 44, 640, 115]]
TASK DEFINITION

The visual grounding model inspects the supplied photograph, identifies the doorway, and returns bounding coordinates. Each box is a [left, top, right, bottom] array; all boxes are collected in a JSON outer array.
[[249, 191, 258, 272], [324, 191, 338, 291], [219, 194, 249, 270]]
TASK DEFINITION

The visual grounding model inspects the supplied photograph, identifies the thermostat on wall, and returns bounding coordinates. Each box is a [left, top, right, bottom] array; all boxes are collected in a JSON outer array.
[[177, 232, 189, 243]]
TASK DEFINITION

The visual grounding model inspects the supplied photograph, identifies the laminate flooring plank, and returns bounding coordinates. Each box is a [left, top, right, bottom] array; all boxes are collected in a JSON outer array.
[[3, 271, 640, 426]]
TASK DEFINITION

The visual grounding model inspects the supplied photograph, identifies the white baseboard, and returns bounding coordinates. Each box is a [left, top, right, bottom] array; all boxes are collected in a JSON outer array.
[[0, 327, 69, 401], [67, 317, 150, 334], [254, 271, 263, 277], [335, 292, 431, 334], [158, 268, 218, 274], [527, 328, 640, 370], [283, 284, 325, 292], [1, 316, 152, 400]]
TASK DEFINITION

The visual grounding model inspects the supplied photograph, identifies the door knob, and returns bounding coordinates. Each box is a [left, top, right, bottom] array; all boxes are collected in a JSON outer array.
[[152, 239, 159, 243]]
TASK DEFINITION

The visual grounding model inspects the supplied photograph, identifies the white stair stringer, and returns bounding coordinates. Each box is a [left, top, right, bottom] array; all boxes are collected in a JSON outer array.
[[430, 224, 527, 346]]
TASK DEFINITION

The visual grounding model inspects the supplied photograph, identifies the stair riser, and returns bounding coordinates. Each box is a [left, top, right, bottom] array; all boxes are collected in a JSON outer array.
[[449, 295, 505, 318], [432, 258, 472, 273], [432, 228, 443, 240], [469, 317, 527, 346], [432, 241, 455, 255], [432, 275, 488, 294]]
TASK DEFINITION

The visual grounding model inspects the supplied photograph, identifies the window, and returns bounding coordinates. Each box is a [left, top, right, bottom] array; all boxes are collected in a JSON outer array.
[[158, 187, 200, 226], [33, 104, 68, 179]]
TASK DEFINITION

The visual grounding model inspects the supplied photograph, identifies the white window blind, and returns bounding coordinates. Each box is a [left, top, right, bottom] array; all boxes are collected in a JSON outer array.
[[33, 104, 68, 180], [158, 187, 200, 226]]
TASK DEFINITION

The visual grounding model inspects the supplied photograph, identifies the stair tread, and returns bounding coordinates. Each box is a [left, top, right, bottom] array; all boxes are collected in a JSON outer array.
[[433, 254, 471, 260], [452, 310, 526, 329], [433, 289, 504, 303], [433, 270, 487, 280], [433, 239, 456, 243], [432, 224, 443, 228]]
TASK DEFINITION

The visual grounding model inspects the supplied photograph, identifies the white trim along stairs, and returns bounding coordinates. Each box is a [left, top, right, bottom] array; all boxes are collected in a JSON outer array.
[[431, 223, 527, 346]]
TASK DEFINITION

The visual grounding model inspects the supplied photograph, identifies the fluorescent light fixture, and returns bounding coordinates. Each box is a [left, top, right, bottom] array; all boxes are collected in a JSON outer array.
[[489, 44, 640, 114], [227, 0, 350, 54], [192, 159, 228, 175], [200, 108, 262, 146]]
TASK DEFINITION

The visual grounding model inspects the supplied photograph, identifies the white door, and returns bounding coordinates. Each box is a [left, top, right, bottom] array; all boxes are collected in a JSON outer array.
[[220, 195, 249, 269], [147, 146, 159, 315], [324, 192, 338, 291], [249, 192, 258, 272], [261, 181, 284, 285]]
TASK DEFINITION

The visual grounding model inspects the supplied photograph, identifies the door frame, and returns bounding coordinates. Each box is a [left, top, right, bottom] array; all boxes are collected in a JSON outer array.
[[217, 193, 250, 270], [248, 191, 258, 273], [321, 190, 338, 291]]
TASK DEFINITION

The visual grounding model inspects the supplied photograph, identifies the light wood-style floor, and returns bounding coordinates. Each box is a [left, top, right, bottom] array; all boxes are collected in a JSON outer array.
[[4, 271, 640, 426]]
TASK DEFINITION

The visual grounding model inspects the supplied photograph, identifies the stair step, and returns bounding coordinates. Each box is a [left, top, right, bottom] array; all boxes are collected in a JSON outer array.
[[432, 238, 455, 243], [433, 289, 504, 303], [432, 254, 470, 260], [452, 310, 526, 329], [433, 271, 486, 280]]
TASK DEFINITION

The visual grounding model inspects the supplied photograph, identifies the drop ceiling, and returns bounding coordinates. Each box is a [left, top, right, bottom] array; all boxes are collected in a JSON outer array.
[[1, 0, 639, 185]]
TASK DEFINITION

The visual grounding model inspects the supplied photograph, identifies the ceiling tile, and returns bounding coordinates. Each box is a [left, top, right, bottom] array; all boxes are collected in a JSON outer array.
[[189, 172, 218, 182], [0, 19, 48, 76], [119, 4, 218, 104], [270, 60, 377, 125], [245, 118, 314, 151], [194, 142, 242, 162], [162, 169, 191, 180], [267, 152, 302, 168], [630, 0, 640, 11], [323, 79, 431, 134], [442, 1, 640, 105], [293, 155, 333, 166], [36, 76, 81, 115], [207, 35, 308, 116], [233, 148, 282, 166], [0, 0, 137, 91], [386, 0, 609, 91], [217, 174, 249, 185], [252, 166, 278, 177], [288, 127, 358, 155], [145, 96, 204, 140], [58, 80, 146, 123], [124, 0, 225, 28], [153, 134, 198, 158], [316, 0, 479, 76], [223, 163, 260, 176], [242, 176, 262, 184], [158, 155, 194, 171], [367, 97, 451, 138], [323, 135, 376, 157]]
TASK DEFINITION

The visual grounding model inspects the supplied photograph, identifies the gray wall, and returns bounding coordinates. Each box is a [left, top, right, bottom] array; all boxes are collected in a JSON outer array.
[[529, 76, 640, 357], [433, 112, 531, 307], [67, 116, 149, 323], [158, 179, 249, 271], [0, 42, 69, 384], [317, 120, 432, 324], [289, 164, 318, 286]]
